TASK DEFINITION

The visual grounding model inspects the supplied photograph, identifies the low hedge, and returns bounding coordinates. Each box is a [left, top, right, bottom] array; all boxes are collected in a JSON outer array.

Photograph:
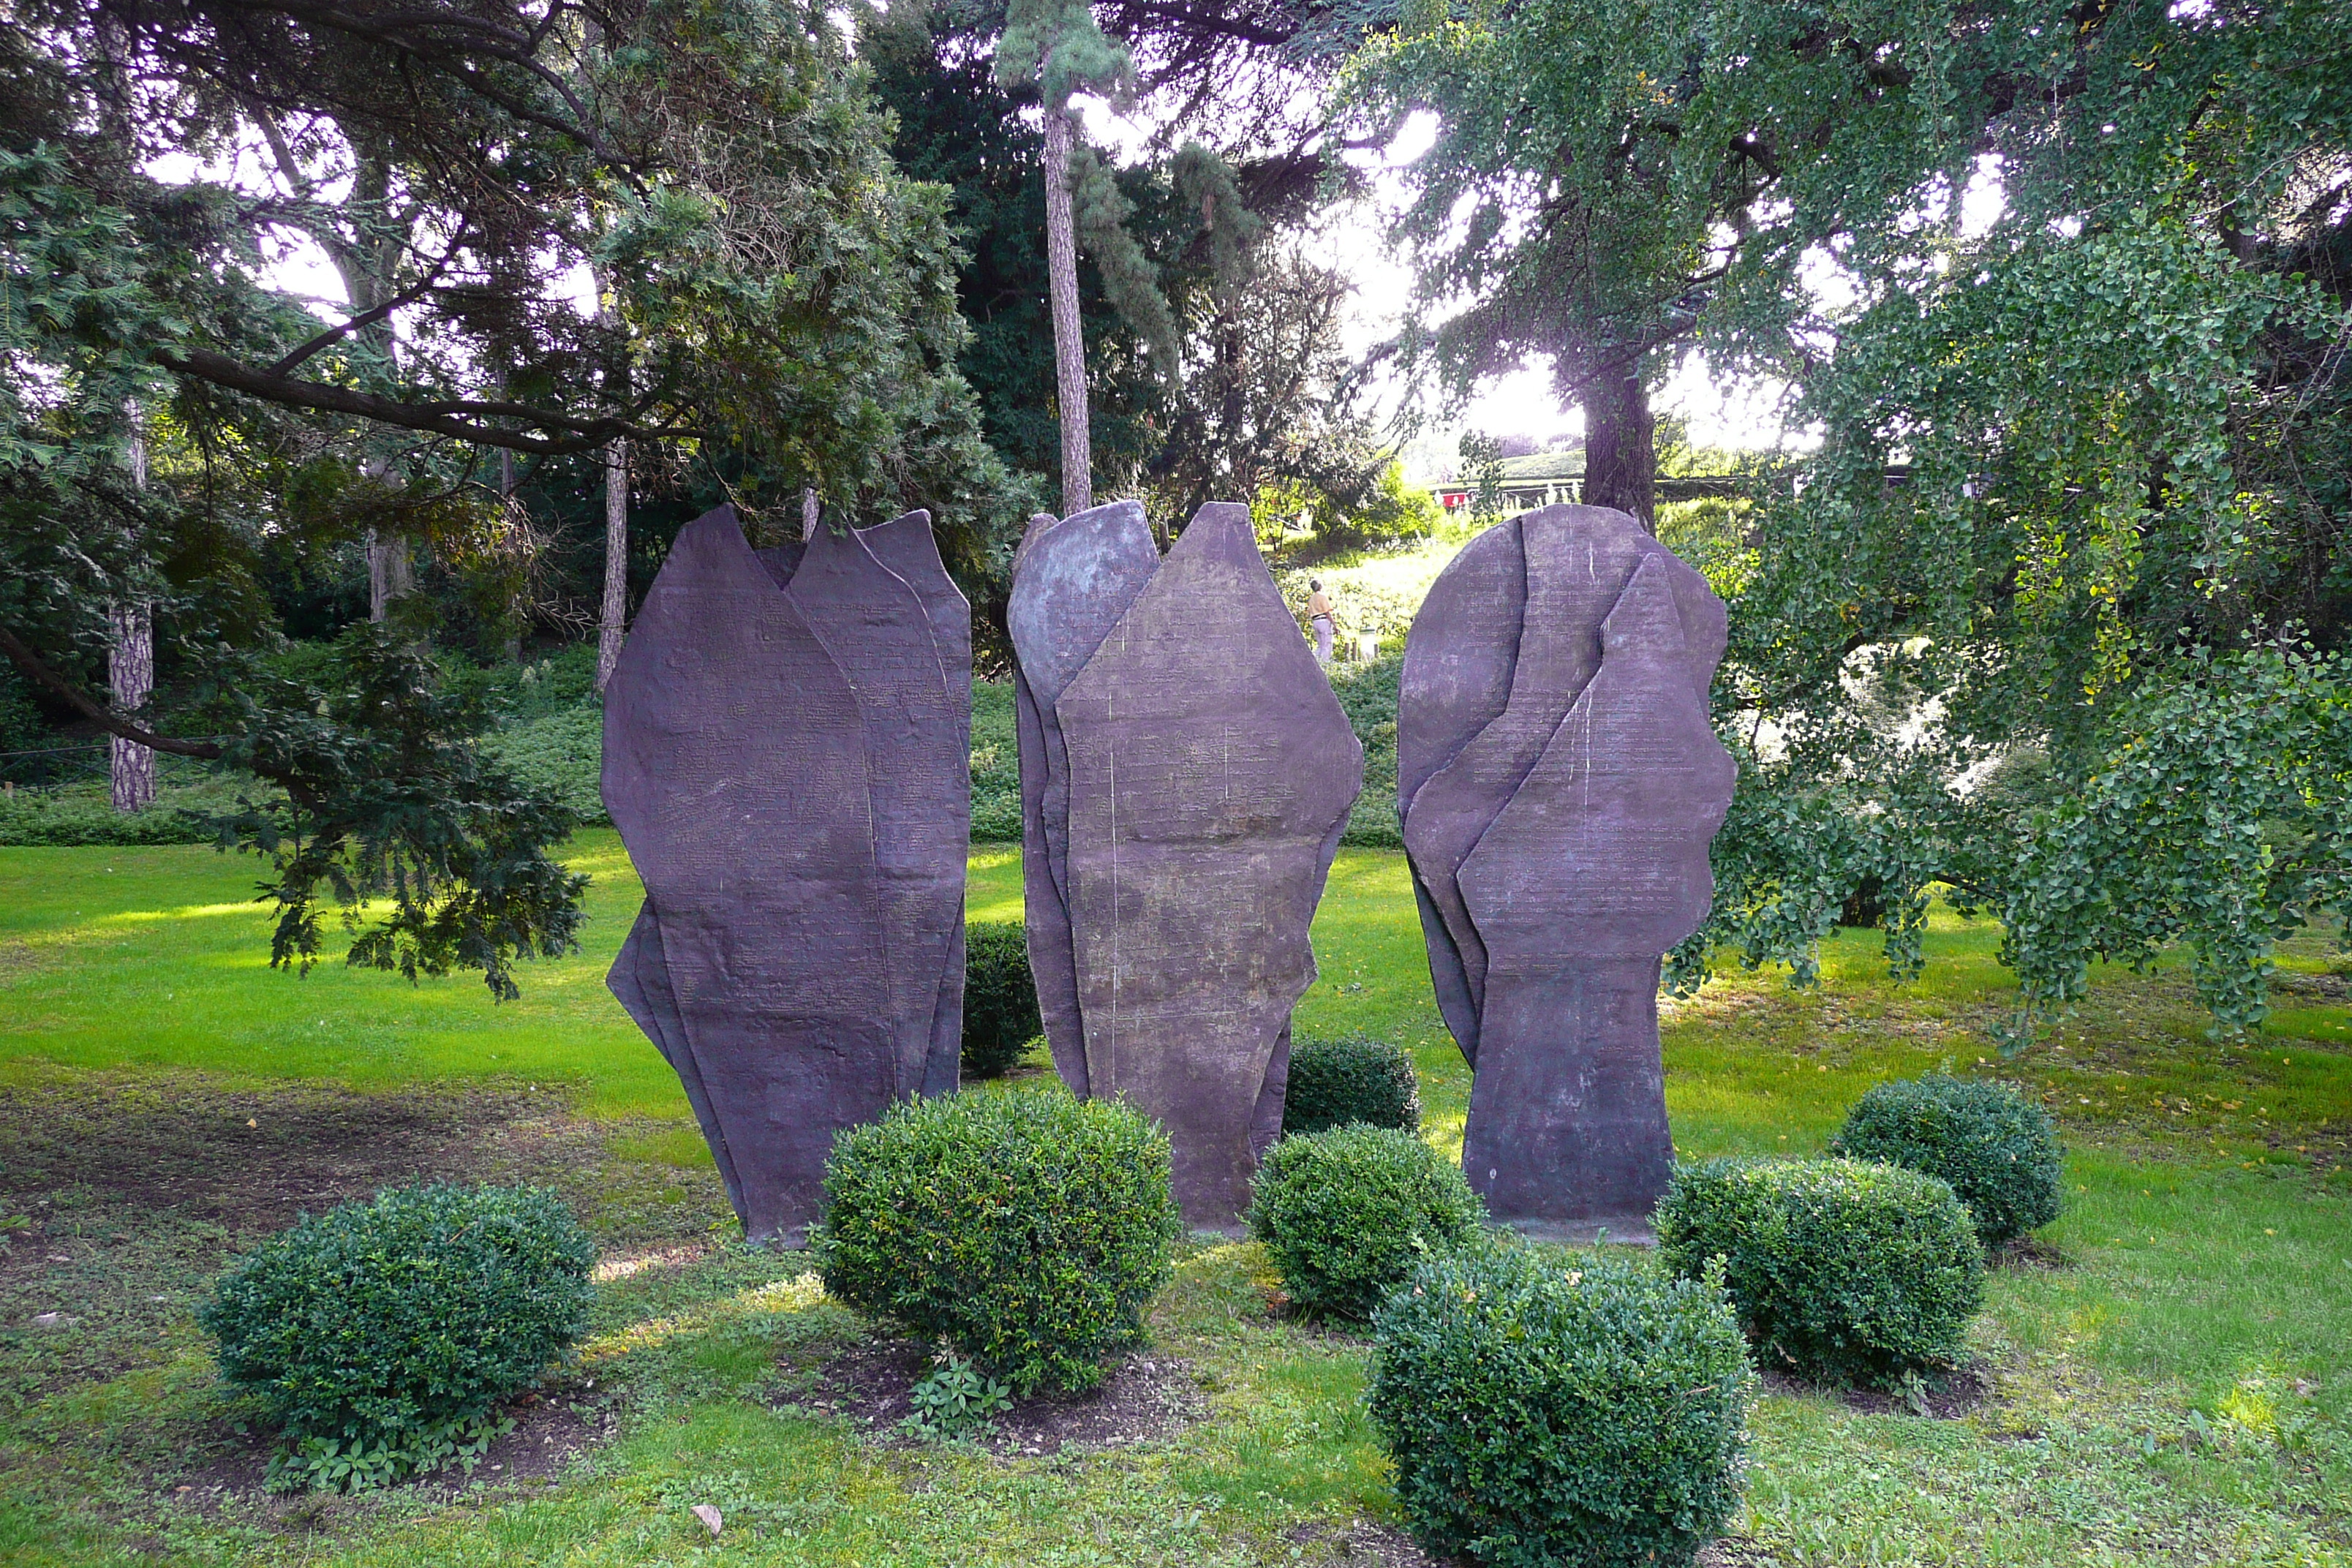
[[960, 922, 1041, 1079], [1281, 1032, 1420, 1137], [1656, 1158, 1984, 1387], [1368, 1247, 1755, 1568], [1246, 1125, 1484, 1319], [1831, 1074, 2062, 1245], [198, 1183, 595, 1490], [813, 1089, 1181, 1394]]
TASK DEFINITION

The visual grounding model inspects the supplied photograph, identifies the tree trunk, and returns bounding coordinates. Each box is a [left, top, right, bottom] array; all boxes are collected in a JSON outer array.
[[597, 438, 628, 692], [108, 601, 154, 813], [1580, 361, 1656, 527], [366, 527, 412, 622], [111, 416, 154, 813], [1042, 106, 1092, 516], [801, 486, 819, 542]]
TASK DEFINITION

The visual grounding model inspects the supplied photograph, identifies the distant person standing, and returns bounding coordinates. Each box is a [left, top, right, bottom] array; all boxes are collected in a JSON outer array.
[[1305, 578, 1335, 667]]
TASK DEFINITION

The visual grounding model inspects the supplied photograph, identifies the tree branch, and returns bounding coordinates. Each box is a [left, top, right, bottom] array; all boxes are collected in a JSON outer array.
[[154, 346, 690, 455], [0, 628, 223, 759]]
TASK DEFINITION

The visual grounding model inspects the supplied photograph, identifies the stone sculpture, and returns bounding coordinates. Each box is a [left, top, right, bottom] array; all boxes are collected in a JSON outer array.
[[1011, 500, 1364, 1226], [1398, 503, 1733, 1229], [603, 502, 971, 1243]]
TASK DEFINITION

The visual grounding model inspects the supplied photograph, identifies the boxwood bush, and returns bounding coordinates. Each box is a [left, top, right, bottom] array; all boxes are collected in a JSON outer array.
[[198, 1184, 595, 1490], [1280, 1031, 1421, 1137], [1656, 1158, 1984, 1387], [1831, 1074, 2062, 1245], [1247, 1125, 1485, 1319], [960, 922, 1041, 1079], [813, 1089, 1180, 1394], [1368, 1247, 1755, 1568]]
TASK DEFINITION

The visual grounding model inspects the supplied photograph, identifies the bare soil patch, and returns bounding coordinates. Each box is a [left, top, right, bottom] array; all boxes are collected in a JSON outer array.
[[796, 1337, 1206, 1457], [1763, 1361, 1991, 1420]]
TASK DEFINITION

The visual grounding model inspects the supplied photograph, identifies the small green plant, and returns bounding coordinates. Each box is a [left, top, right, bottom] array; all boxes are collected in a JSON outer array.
[[1831, 1074, 2063, 1245], [199, 1183, 595, 1491], [1281, 1031, 1420, 1136], [813, 1089, 1180, 1394], [961, 921, 1041, 1079], [1656, 1158, 1984, 1387], [1368, 1246, 1755, 1568], [1247, 1124, 1484, 1319], [902, 1351, 1014, 1440]]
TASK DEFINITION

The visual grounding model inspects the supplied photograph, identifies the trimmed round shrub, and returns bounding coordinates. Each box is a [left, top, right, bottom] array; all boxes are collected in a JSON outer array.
[[1656, 1158, 1984, 1387], [1247, 1125, 1485, 1319], [1369, 1247, 1755, 1568], [813, 1088, 1181, 1394], [1281, 1030, 1420, 1136], [961, 921, 1041, 1079], [198, 1184, 595, 1484], [1831, 1074, 2062, 1245]]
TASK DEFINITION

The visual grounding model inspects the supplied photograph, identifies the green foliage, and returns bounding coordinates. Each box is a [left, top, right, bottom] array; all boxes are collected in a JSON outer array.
[[1345, 0, 2352, 1041], [1326, 654, 1403, 848], [480, 702, 608, 828], [1656, 1158, 1985, 1387], [197, 1183, 595, 1490], [960, 921, 1040, 1079], [968, 679, 1021, 840], [902, 1352, 1014, 1441], [1280, 1030, 1421, 1137], [1247, 1125, 1482, 1320], [1367, 1247, 1756, 1568], [992, 0, 1132, 111], [813, 1090, 1181, 1394], [208, 627, 587, 1002], [1833, 1075, 2064, 1246]]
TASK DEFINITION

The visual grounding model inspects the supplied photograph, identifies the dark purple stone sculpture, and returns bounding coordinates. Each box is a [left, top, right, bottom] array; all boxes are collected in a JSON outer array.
[[603, 503, 971, 1243], [1011, 501, 1363, 1226], [1399, 504, 1733, 1229]]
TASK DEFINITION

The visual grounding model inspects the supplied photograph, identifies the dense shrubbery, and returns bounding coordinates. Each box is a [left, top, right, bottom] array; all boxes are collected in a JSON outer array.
[[198, 1184, 595, 1491], [1281, 1031, 1420, 1136], [1368, 1247, 1754, 1568], [970, 679, 1022, 842], [482, 704, 608, 826], [814, 1089, 1180, 1394], [1656, 1158, 1983, 1387], [960, 922, 1040, 1078], [1247, 1125, 1483, 1319], [1327, 655, 1402, 848], [1832, 1074, 2062, 1245]]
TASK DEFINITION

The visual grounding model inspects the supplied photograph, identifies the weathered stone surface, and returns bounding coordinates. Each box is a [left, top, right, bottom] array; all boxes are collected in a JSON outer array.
[[853, 511, 974, 1096], [1399, 505, 1733, 1226], [602, 503, 970, 1243], [787, 518, 969, 1104], [1015, 501, 1363, 1225], [1008, 502, 1159, 1096]]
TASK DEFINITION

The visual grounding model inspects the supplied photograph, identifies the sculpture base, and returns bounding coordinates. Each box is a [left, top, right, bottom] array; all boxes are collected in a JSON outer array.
[[1461, 958, 1674, 1225]]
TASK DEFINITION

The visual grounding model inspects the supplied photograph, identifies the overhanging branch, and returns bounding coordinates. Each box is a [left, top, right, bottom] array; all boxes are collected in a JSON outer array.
[[0, 627, 225, 760]]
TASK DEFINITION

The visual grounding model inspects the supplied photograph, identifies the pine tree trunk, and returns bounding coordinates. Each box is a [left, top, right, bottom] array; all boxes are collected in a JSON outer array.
[[108, 601, 154, 813], [597, 439, 628, 692], [111, 415, 154, 813], [1580, 362, 1656, 527], [1042, 106, 1092, 516]]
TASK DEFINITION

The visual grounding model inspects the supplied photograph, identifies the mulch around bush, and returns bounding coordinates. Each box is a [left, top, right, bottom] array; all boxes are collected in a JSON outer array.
[[793, 1337, 1207, 1458]]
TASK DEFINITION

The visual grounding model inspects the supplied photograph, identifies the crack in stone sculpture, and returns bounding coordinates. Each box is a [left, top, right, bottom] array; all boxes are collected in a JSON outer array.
[[603, 502, 971, 1243], [1012, 501, 1363, 1225], [1399, 504, 1732, 1228]]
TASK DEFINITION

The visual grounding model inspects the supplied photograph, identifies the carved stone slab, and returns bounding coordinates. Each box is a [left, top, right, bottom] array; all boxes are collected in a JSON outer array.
[[603, 503, 970, 1243], [1013, 501, 1363, 1225], [1399, 505, 1732, 1226]]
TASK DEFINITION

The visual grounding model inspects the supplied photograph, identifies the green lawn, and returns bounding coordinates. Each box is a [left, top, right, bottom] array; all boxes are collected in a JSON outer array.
[[0, 837, 2348, 1564]]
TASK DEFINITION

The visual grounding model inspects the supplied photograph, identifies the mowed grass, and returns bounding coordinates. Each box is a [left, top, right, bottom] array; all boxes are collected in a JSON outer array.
[[1, 839, 2350, 1564]]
